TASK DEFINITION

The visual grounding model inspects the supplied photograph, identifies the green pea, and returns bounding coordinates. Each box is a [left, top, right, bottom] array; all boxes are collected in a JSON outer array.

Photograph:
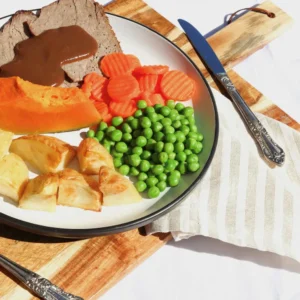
[[160, 106, 171, 117], [146, 139, 156, 151], [143, 128, 153, 139], [164, 133, 176, 143], [158, 173, 167, 182], [134, 109, 143, 118], [154, 104, 163, 111], [158, 152, 168, 164], [151, 153, 160, 164], [157, 114, 164, 121], [153, 132, 164, 142], [167, 174, 179, 187], [139, 160, 151, 172], [122, 133, 132, 142], [187, 154, 199, 164], [135, 181, 147, 193], [174, 142, 184, 153], [169, 152, 175, 160], [148, 113, 158, 123], [175, 131, 186, 143], [145, 106, 155, 115], [112, 116, 123, 127], [177, 162, 187, 175], [119, 165, 130, 176], [111, 148, 123, 158], [175, 103, 185, 112], [115, 142, 128, 153], [161, 118, 172, 127], [180, 125, 190, 136], [121, 123, 132, 133], [113, 157, 123, 168], [186, 138, 197, 150], [188, 132, 198, 140], [157, 181, 167, 192], [107, 126, 116, 134], [152, 165, 164, 175], [103, 138, 115, 146], [164, 143, 174, 154], [129, 167, 140, 176], [190, 124, 198, 133], [103, 142, 111, 153], [130, 118, 139, 130], [169, 109, 179, 121], [93, 137, 99, 142], [183, 107, 194, 117], [176, 152, 187, 162], [181, 119, 189, 126], [184, 149, 192, 156], [193, 142, 203, 154], [165, 160, 177, 172], [132, 129, 141, 138], [132, 146, 143, 155], [154, 141, 164, 153], [172, 120, 181, 129], [187, 116, 195, 125], [126, 116, 134, 123], [152, 122, 163, 134], [146, 177, 158, 187], [148, 186, 160, 198], [140, 117, 151, 129], [128, 154, 141, 167], [141, 150, 151, 160], [164, 125, 175, 135], [95, 131, 104, 141], [197, 133, 204, 142], [98, 121, 108, 131], [167, 100, 176, 109], [110, 129, 122, 142], [138, 172, 148, 181], [136, 136, 147, 147], [137, 100, 147, 109], [171, 170, 181, 178], [174, 160, 179, 168], [188, 162, 200, 172], [87, 129, 95, 138]]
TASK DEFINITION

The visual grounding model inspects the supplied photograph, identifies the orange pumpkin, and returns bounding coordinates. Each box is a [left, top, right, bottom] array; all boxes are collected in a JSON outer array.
[[0, 77, 101, 134]]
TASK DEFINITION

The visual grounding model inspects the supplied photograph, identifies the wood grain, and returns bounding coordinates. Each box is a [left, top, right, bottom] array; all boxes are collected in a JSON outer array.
[[0, 0, 298, 299]]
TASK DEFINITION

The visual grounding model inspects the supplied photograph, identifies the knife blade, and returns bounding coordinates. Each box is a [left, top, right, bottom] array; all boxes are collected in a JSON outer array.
[[178, 19, 285, 166]]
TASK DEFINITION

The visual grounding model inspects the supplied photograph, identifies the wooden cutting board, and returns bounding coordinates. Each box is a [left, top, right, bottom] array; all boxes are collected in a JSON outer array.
[[0, 1, 298, 299]]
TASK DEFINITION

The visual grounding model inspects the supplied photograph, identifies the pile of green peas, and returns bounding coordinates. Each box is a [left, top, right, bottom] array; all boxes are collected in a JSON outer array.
[[86, 100, 204, 199]]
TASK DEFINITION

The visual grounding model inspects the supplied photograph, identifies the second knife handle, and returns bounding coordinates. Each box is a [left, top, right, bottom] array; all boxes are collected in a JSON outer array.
[[216, 73, 285, 166]]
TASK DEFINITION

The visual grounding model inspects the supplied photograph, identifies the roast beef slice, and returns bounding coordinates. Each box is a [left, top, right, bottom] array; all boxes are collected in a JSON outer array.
[[0, 11, 37, 67], [28, 0, 122, 83]]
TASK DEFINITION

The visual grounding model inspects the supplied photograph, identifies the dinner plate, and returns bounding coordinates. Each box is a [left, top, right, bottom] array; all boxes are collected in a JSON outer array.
[[0, 13, 219, 238]]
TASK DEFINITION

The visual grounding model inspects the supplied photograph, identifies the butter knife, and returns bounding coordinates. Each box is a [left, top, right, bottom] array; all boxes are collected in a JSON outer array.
[[0, 254, 83, 300], [178, 19, 285, 166]]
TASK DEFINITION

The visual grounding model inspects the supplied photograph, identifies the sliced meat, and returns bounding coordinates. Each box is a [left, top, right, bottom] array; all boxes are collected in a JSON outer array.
[[28, 0, 122, 83], [0, 11, 37, 67]]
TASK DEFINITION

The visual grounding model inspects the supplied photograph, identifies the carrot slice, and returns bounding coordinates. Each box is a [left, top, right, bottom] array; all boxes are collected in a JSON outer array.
[[160, 70, 195, 101], [145, 93, 165, 106], [100, 53, 141, 78], [109, 100, 137, 118], [94, 101, 109, 116], [133, 65, 169, 75], [107, 74, 140, 102], [138, 74, 159, 93], [82, 73, 108, 102]]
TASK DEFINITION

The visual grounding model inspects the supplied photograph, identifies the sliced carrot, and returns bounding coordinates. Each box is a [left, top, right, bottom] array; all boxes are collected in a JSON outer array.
[[81, 81, 93, 98], [82, 73, 108, 102], [100, 53, 141, 78], [94, 101, 109, 118], [107, 74, 140, 102], [109, 100, 137, 118], [160, 70, 195, 101], [137, 91, 152, 101], [133, 65, 169, 75], [138, 74, 159, 93], [102, 113, 113, 124], [145, 93, 165, 106]]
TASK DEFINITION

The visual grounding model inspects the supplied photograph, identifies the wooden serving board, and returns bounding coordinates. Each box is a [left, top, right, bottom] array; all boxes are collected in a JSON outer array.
[[0, 1, 298, 299]]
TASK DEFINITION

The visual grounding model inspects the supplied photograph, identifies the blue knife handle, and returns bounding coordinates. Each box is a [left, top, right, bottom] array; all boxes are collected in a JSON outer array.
[[216, 73, 285, 166]]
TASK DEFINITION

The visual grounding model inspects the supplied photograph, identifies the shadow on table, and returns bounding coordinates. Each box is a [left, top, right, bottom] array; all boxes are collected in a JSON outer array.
[[167, 235, 300, 274]]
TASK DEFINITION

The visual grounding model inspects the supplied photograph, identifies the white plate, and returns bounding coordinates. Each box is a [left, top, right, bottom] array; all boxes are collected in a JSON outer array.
[[0, 14, 218, 237]]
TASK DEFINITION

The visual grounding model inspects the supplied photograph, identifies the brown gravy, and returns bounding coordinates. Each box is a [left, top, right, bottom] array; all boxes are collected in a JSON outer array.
[[0, 25, 98, 86]]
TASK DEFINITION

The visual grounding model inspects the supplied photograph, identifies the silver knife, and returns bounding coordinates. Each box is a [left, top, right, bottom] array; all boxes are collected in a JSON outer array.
[[0, 254, 83, 300], [178, 19, 285, 166]]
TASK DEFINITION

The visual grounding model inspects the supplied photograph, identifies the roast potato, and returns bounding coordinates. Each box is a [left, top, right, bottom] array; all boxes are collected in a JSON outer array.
[[0, 129, 13, 159]]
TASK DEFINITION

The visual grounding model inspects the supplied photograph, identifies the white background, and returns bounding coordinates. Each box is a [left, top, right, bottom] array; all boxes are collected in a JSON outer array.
[[1, 1, 300, 300]]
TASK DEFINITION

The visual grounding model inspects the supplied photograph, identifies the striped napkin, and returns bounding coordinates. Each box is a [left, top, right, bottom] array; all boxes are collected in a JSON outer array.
[[146, 89, 300, 262]]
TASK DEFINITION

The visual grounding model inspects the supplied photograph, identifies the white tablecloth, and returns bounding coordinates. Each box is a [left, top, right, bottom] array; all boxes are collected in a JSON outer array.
[[1, 1, 299, 299]]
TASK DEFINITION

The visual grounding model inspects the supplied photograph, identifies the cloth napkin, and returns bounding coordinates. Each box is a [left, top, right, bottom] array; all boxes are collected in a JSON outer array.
[[146, 89, 300, 262]]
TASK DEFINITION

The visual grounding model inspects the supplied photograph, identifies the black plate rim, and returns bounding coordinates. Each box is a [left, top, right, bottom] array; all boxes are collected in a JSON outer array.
[[0, 12, 219, 238]]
